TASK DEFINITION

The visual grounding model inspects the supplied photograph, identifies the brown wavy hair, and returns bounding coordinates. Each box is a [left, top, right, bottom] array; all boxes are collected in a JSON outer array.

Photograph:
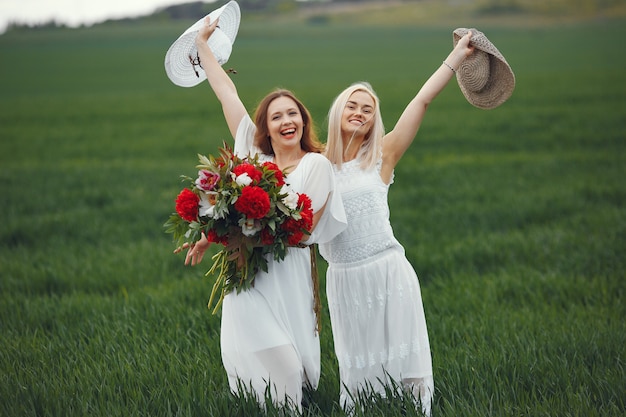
[[253, 89, 324, 155]]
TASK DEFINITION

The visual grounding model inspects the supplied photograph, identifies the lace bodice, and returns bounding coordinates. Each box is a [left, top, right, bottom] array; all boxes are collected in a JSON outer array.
[[319, 159, 401, 264]]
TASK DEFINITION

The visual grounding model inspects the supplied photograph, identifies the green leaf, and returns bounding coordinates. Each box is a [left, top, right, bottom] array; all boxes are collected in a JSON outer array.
[[276, 201, 291, 216]]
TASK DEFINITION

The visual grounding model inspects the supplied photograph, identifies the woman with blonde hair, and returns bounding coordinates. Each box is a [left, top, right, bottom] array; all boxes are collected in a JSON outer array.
[[319, 32, 475, 415]]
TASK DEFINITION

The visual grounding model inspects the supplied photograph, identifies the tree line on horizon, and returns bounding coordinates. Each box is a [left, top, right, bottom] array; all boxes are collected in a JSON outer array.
[[3, 0, 621, 34], [2, 0, 394, 33]]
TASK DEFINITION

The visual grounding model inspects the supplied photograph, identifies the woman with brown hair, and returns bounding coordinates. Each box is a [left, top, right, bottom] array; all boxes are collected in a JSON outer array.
[[184, 15, 346, 412]]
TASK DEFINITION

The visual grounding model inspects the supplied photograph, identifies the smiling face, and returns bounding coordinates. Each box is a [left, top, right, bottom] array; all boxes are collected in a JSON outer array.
[[266, 95, 304, 150], [342, 90, 375, 138]]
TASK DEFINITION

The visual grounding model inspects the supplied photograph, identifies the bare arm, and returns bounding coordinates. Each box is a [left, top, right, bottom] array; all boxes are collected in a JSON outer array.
[[310, 202, 327, 234], [179, 17, 250, 266], [381, 31, 475, 177], [195, 17, 247, 138]]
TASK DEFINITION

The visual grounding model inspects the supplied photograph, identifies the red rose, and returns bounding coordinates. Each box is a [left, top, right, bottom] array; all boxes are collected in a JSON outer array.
[[260, 228, 275, 245], [297, 193, 312, 211], [299, 213, 313, 232], [262, 162, 285, 186], [234, 186, 271, 219], [206, 229, 227, 246], [175, 188, 199, 222], [287, 231, 304, 246], [281, 218, 298, 233], [232, 163, 263, 184], [281, 218, 305, 245], [297, 193, 314, 231]]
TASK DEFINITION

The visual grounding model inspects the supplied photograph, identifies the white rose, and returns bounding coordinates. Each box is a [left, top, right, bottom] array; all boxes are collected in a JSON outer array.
[[241, 218, 262, 237], [281, 186, 299, 210], [198, 193, 215, 218], [234, 172, 252, 186]]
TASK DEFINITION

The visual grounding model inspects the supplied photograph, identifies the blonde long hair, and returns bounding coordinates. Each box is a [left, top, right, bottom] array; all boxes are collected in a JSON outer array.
[[325, 82, 385, 170]]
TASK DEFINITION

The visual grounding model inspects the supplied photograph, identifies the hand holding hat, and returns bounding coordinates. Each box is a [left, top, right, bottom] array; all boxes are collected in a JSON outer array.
[[449, 30, 476, 63], [195, 15, 221, 49], [453, 28, 515, 109], [164, 1, 241, 88]]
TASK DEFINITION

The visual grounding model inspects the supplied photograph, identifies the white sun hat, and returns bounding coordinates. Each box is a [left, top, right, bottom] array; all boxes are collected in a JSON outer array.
[[164, 1, 241, 87]]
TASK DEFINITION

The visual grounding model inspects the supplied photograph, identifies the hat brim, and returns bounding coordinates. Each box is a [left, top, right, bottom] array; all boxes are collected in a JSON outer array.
[[165, 1, 241, 88], [453, 28, 515, 109]]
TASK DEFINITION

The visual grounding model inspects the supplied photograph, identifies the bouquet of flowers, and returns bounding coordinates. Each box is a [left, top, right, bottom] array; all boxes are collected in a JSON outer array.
[[164, 143, 314, 313]]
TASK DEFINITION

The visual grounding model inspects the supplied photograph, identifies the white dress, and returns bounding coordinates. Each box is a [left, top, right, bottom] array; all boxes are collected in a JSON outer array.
[[319, 158, 434, 414], [220, 115, 346, 409]]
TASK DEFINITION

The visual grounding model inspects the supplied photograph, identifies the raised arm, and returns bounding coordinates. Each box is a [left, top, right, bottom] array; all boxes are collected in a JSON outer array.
[[381, 31, 475, 173], [195, 17, 248, 138]]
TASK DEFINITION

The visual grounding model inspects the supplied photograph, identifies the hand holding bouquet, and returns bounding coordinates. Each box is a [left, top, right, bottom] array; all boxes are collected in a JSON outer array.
[[165, 143, 314, 313]]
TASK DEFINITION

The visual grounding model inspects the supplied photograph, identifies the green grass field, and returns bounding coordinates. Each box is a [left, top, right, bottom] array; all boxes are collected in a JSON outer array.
[[0, 4, 625, 416]]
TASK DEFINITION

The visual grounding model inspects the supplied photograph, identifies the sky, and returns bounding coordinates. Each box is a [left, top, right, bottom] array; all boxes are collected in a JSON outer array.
[[0, 0, 214, 33]]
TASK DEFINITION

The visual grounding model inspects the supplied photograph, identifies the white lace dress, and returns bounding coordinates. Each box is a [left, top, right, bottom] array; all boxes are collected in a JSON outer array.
[[219, 115, 347, 409], [319, 158, 433, 414]]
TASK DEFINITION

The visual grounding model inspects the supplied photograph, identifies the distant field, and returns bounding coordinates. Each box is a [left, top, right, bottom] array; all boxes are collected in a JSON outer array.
[[0, 7, 624, 417]]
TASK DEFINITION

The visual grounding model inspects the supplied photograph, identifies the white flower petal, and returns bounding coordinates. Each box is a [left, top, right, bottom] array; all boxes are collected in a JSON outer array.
[[241, 219, 262, 237], [235, 173, 252, 186]]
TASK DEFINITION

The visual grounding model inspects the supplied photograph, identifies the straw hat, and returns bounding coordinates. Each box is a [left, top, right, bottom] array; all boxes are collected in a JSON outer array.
[[453, 28, 515, 109], [164, 1, 241, 87]]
